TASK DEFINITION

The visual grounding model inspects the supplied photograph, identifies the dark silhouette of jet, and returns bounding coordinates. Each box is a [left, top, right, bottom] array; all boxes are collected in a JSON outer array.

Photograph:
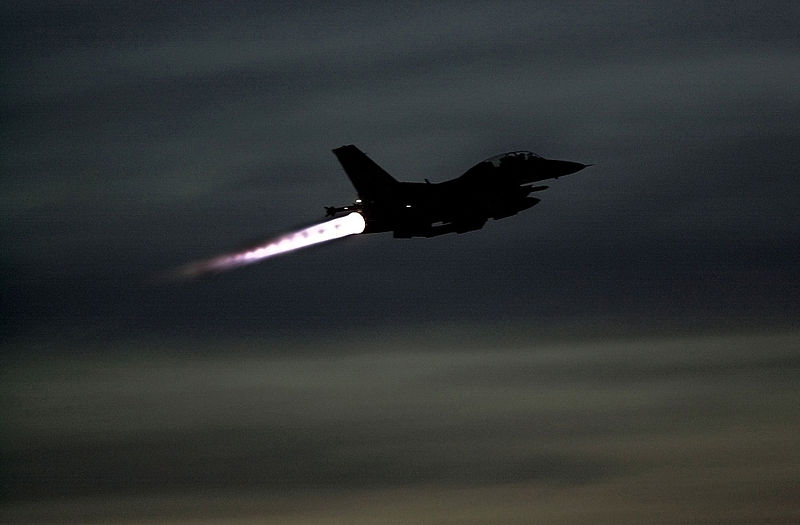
[[325, 145, 590, 238]]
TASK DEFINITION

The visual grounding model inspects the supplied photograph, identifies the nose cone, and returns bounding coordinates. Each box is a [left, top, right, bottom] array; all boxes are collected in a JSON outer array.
[[552, 160, 591, 177]]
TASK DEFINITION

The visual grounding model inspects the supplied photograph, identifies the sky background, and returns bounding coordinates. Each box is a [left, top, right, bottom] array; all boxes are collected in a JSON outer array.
[[2, 1, 799, 523]]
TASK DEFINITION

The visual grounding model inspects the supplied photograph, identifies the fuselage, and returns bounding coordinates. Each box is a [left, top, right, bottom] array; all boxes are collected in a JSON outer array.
[[328, 147, 588, 238]]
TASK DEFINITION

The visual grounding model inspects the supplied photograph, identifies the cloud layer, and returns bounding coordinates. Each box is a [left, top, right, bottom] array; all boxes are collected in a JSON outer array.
[[3, 331, 798, 522]]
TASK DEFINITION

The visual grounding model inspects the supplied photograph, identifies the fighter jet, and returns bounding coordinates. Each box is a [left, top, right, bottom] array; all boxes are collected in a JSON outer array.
[[325, 145, 590, 238], [171, 145, 590, 278]]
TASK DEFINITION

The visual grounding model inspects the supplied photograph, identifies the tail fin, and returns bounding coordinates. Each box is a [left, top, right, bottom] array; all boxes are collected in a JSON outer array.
[[332, 145, 399, 199]]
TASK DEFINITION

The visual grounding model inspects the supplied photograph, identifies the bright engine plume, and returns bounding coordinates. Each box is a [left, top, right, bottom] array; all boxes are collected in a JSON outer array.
[[175, 212, 365, 279]]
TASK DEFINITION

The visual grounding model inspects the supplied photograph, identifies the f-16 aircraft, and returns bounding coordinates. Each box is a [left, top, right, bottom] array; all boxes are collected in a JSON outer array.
[[325, 145, 590, 238], [172, 145, 589, 278]]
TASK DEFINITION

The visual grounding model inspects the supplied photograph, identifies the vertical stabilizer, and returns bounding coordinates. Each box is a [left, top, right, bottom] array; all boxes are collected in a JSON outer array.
[[332, 145, 399, 199]]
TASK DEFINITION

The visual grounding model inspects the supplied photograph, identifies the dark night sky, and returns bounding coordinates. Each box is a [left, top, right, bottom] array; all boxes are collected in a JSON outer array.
[[2, 2, 799, 523]]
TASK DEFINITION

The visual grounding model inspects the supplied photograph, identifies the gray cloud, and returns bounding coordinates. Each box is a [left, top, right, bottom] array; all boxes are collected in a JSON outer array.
[[2, 331, 798, 522]]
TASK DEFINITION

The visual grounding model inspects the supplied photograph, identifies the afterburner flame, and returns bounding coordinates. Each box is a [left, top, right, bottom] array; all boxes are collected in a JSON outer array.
[[177, 212, 365, 279]]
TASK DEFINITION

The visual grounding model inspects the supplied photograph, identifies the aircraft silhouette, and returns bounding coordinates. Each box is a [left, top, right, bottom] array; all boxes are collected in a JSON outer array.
[[325, 145, 590, 238]]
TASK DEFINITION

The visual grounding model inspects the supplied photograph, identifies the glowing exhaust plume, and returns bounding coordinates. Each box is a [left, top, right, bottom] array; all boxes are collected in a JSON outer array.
[[176, 212, 365, 279]]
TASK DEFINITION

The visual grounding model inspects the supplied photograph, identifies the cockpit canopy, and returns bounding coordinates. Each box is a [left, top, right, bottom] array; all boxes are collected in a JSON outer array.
[[456, 150, 545, 183], [482, 151, 542, 168]]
